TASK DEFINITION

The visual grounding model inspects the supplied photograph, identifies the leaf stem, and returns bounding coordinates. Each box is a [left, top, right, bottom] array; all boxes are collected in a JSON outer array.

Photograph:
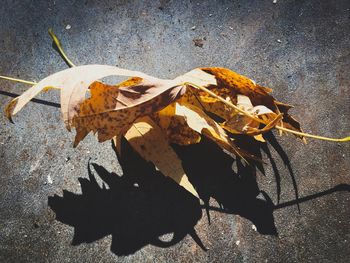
[[0, 75, 37, 86], [48, 28, 76, 68], [0, 76, 61, 90], [276, 126, 350, 142], [184, 82, 350, 143]]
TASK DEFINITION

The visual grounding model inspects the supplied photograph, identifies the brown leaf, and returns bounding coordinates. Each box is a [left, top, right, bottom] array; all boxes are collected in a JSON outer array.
[[152, 103, 201, 146], [73, 68, 216, 146], [124, 116, 199, 197], [181, 67, 303, 138], [5, 65, 150, 122], [222, 95, 283, 137], [5, 65, 217, 147], [72, 77, 186, 146], [201, 67, 276, 108], [160, 101, 254, 160]]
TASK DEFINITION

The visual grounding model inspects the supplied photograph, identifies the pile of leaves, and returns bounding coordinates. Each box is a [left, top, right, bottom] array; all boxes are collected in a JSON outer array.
[[2, 31, 349, 198]]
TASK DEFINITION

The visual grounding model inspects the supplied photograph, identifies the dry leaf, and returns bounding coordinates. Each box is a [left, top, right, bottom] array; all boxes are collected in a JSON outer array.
[[6, 65, 148, 121], [72, 78, 186, 146], [180, 67, 303, 140], [154, 101, 251, 160], [202, 67, 303, 136], [222, 95, 283, 137], [4, 65, 325, 197], [3, 30, 349, 200], [124, 116, 198, 197], [152, 103, 201, 146], [5, 65, 217, 148]]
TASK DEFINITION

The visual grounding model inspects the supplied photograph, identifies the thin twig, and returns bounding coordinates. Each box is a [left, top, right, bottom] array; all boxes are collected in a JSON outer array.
[[0, 76, 60, 90], [0, 75, 37, 86], [48, 28, 76, 68], [276, 126, 350, 142]]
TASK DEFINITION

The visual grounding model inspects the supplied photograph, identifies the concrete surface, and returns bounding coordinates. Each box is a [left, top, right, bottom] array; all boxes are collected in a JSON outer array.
[[0, 0, 349, 262]]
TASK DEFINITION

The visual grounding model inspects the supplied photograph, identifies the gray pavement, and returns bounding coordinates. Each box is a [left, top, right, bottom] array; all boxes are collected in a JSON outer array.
[[0, 0, 349, 262]]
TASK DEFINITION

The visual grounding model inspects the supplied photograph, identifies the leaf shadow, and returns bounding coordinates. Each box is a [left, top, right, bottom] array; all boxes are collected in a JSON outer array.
[[48, 136, 350, 256], [173, 136, 278, 235], [48, 139, 204, 256], [0, 90, 60, 108]]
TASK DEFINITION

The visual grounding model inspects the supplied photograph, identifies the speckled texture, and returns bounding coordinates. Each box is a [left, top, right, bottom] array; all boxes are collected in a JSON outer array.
[[0, 0, 349, 262]]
